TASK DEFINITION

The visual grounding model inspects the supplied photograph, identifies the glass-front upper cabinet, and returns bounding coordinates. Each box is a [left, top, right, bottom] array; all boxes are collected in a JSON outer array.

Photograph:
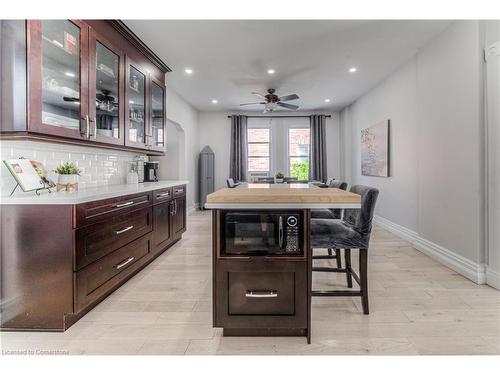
[[150, 78, 166, 151], [125, 59, 148, 149], [89, 30, 124, 145], [28, 20, 89, 139]]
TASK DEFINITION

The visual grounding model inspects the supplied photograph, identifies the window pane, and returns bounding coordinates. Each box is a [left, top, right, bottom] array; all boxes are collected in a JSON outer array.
[[248, 157, 269, 172], [248, 128, 270, 142], [248, 143, 269, 157], [289, 128, 310, 157], [289, 157, 309, 180]]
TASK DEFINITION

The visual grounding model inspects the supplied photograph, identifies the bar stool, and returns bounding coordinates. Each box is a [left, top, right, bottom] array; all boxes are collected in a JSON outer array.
[[310, 185, 379, 314], [311, 180, 348, 268]]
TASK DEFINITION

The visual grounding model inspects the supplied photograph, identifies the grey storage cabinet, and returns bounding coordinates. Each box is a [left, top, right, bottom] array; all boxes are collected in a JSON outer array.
[[199, 145, 215, 210]]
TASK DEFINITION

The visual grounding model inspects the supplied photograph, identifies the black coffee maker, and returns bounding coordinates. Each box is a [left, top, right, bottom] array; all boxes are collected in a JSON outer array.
[[144, 161, 159, 182]]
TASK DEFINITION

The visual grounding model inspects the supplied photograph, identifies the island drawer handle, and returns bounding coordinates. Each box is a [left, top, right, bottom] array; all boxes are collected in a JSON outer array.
[[115, 225, 134, 235], [245, 290, 278, 298], [157, 192, 170, 197], [175, 189, 184, 194], [115, 256, 135, 270], [115, 201, 134, 208]]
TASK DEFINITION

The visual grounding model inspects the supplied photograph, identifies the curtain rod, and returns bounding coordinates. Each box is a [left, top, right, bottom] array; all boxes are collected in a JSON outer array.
[[227, 115, 331, 119]]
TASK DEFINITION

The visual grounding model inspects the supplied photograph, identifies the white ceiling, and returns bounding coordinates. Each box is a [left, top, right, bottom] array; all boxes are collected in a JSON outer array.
[[125, 20, 451, 112]]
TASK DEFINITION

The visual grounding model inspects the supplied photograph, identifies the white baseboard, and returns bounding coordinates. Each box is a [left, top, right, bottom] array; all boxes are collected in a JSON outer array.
[[487, 267, 500, 290], [188, 203, 199, 215], [374, 215, 487, 285]]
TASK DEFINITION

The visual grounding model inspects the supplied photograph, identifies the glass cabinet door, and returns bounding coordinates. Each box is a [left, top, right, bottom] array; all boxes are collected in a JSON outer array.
[[126, 63, 147, 147], [150, 80, 165, 150], [89, 31, 124, 145], [29, 20, 88, 138]]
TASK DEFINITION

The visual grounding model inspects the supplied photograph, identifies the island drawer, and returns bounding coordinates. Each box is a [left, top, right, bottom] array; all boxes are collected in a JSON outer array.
[[75, 234, 152, 312], [173, 185, 186, 197], [214, 260, 308, 329], [153, 187, 173, 204], [75, 207, 153, 270], [75, 192, 153, 228], [228, 271, 295, 315]]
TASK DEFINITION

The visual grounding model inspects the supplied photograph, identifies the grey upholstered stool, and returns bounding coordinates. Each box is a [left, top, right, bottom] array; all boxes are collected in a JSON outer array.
[[310, 185, 379, 314], [310, 180, 349, 268]]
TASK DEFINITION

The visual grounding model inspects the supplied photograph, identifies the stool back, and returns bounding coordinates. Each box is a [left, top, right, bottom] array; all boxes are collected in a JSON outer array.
[[329, 180, 348, 190], [343, 185, 379, 236]]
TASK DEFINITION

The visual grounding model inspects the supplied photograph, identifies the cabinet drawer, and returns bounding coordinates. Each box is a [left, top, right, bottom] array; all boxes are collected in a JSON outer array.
[[75, 192, 153, 228], [173, 185, 186, 197], [75, 207, 152, 270], [153, 187, 172, 204], [75, 234, 152, 312], [228, 272, 295, 315]]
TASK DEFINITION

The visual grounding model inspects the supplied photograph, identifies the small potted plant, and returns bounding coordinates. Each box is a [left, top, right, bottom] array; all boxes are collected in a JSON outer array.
[[54, 161, 81, 192], [275, 171, 285, 184]]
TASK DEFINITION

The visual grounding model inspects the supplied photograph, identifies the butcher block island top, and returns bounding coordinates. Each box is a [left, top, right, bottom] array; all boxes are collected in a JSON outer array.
[[205, 183, 361, 209]]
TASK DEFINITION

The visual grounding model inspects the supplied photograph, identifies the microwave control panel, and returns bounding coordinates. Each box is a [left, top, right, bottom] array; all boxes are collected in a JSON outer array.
[[285, 215, 300, 253]]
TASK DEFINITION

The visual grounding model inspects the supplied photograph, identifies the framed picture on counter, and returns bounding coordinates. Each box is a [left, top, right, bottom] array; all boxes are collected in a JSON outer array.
[[3, 158, 52, 192]]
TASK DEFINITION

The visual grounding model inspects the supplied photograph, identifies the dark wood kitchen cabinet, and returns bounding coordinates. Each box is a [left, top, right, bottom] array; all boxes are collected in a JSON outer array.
[[0, 184, 186, 331], [0, 19, 170, 155]]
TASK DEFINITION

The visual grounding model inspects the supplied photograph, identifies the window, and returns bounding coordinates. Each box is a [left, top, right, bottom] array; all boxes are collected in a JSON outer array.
[[288, 128, 310, 180], [247, 127, 270, 173]]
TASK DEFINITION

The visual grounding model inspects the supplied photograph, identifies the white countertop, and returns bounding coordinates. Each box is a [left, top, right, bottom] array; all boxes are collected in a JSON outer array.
[[0, 180, 189, 205]]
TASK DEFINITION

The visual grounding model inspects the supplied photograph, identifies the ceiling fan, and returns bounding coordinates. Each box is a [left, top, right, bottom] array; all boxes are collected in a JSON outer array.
[[240, 89, 299, 113]]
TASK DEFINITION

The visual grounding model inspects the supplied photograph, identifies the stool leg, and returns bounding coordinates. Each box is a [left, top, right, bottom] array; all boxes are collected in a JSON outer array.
[[345, 249, 353, 288], [359, 249, 369, 315], [335, 249, 342, 268]]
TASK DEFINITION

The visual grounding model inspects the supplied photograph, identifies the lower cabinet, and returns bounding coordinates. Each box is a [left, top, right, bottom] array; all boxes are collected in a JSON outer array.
[[0, 184, 187, 331], [153, 200, 173, 253]]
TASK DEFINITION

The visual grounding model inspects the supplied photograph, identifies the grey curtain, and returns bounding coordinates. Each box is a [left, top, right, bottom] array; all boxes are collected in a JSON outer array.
[[309, 114, 328, 182], [229, 115, 248, 181]]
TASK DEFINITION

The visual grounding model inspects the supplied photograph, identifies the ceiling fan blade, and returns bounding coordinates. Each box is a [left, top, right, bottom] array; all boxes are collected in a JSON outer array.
[[240, 102, 266, 106], [278, 94, 299, 102], [251, 92, 267, 99], [277, 102, 299, 110]]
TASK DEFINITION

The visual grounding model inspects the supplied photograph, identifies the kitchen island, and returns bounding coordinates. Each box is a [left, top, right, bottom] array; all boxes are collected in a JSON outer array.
[[205, 183, 361, 343]]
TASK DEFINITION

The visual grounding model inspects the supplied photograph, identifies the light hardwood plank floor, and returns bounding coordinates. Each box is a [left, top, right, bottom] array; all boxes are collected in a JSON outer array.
[[1, 210, 499, 355]]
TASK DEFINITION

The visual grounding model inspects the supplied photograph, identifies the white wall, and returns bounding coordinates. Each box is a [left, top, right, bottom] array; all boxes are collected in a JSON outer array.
[[153, 88, 199, 210], [198, 111, 341, 191], [485, 21, 500, 288], [341, 21, 487, 283]]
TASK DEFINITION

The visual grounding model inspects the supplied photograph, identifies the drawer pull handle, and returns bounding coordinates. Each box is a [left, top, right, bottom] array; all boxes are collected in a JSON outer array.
[[115, 225, 134, 235], [115, 201, 134, 208], [115, 256, 135, 270], [245, 290, 278, 298], [157, 192, 170, 197], [175, 189, 184, 194]]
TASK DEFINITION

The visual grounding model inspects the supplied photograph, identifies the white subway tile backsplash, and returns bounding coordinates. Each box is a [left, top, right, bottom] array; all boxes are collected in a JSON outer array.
[[0, 140, 147, 195]]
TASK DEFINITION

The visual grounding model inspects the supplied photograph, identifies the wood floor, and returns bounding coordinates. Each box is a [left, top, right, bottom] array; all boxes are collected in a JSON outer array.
[[1, 210, 499, 355]]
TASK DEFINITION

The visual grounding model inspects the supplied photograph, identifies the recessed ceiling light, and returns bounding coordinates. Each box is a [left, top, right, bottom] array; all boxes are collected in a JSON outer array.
[[211, 99, 218, 104], [184, 68, 193, 75], [65, 72, 75, 77], [324, 98, 331, 103], [267, 69, 275, 75], [129, 100, 134, 104], [349, 67, 357, 73]]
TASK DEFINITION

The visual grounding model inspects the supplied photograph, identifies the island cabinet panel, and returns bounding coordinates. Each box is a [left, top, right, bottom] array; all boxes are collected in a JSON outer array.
[[0, 184, 187, 331], [1, 19, 170, 156], [214, 260, 308, 329], [173, 195, 186, 238]]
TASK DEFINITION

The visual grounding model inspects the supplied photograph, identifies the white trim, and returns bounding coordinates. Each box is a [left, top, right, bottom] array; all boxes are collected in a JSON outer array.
[[188, 203, 198, 215], [204, 203, 361, 209], [374, 215, 487, 285], [487, 267, 500, 290]]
